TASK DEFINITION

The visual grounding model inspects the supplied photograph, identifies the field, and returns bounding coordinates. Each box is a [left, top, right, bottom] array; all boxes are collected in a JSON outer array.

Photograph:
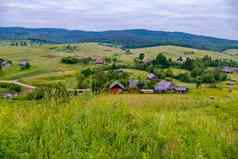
[[0, 88, 237, 158], [0, 43, 238, 158]]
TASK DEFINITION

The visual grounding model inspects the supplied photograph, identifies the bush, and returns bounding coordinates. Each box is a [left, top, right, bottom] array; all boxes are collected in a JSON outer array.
[[61, 57, 78, 64], [177, 72, 192, 83], [0, 83, 21, 92], [27, 83, 70, 103]]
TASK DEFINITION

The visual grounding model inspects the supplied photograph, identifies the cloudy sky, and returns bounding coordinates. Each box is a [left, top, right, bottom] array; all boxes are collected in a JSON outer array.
[[1, 0, 238, 40]]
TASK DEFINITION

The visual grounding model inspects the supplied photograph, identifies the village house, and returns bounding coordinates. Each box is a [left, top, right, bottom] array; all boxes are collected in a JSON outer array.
[[144, 59, 152, 65], [223, 66, 238, 73], [19, 59, 30, 69], [174, 86, 188, 94], [109, 81, 125, 94], [2, 92, 18, 99], [128, 80, 139, 89], [147, 73, 157, 81], [95, 58, 105, 65], [128, 80, 139, 93], [154, 80, 175, 93], [0, 59, 11, 69]]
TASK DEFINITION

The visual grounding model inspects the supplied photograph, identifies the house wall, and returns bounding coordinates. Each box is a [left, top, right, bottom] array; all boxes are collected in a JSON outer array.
[[111, 86, 123, 94]]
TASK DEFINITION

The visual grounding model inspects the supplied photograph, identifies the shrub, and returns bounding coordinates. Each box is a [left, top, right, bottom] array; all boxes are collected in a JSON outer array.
[[0, 83, 21, 92], [61, 57, 78, 64]]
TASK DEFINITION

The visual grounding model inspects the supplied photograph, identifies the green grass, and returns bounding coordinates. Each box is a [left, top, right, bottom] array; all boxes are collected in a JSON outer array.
[[1, 42, 238, 158], [131, 45, 237, 61], [1, 43, 238, 87], [0, 88, 237, 159]]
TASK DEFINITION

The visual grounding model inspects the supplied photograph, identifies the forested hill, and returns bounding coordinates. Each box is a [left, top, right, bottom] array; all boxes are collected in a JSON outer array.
[[1, 27, 238, 51]]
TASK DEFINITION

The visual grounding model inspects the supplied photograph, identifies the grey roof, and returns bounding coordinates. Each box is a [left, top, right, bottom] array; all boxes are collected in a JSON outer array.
[[147, 73, 157, 80], [19, 59, 29, 66], [109, 81, 125, 89], [0, 59, 11, 67], [174, 86, 188, 91], [223, 66, 238, 73], [154, 80, 175, 91], [128, 80, 139, 89]]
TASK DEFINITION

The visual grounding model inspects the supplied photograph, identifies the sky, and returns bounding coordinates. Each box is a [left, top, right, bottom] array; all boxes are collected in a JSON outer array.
[[0, 0, 238, 40]]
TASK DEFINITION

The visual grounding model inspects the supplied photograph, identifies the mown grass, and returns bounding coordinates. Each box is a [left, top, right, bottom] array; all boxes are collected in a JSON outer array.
[[0, 88, 237, 159]]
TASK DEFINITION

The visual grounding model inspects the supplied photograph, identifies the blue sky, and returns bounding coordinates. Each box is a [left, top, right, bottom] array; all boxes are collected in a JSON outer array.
[[1, 0, 237, 40]]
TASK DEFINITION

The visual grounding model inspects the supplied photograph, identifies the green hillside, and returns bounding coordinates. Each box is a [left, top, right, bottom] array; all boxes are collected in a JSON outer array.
[[1, 27, 238, 51], [0, 42, 238, 158]]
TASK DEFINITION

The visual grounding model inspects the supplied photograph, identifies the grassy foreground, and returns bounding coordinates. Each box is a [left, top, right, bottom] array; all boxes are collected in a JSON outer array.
[[0, 89, 238, 159]]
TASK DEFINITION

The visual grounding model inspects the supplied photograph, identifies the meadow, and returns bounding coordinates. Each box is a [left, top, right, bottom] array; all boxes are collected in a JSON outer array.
[[0, 43, 238, 158], [1, 42, 238, 87], [0, 88, 237, 159]]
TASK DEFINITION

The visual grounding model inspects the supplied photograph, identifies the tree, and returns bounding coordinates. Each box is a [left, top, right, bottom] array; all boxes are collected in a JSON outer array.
[[155, 54, 170, 67], [61, 57, 78, 64], [138, 53, 145, 62], [177, 72, 191, 82], [195, 77, 202, 88], [201, 71, 215, 83], [177, 57, 183, 62], [191, 67, 203, 77], [112, 56, 118, 69], [81, 68, 94, 77], [183, 57, 193, 70]]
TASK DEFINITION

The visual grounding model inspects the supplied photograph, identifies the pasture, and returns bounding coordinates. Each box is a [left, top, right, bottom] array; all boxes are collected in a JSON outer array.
[[0, 88, 237, 158]]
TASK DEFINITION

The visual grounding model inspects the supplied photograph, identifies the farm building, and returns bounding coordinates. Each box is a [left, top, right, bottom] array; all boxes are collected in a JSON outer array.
[[147, 73, 157, 81], [128, 80, 139, 89], [109, 81, 125, 94], [128, 80, 139, 93], [96, 58, 105, 64], [19, 59, 30, 69], [144, 59, 152, 65], [0, 59, 11, 69], [174, 86, 188, 94], [223, 66, 238, 73], [154, 80, 175, 93], [2, 92, 18, 99]]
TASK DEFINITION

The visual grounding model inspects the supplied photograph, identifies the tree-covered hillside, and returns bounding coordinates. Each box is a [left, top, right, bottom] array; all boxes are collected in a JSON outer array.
[[1, 27, 238, 51]]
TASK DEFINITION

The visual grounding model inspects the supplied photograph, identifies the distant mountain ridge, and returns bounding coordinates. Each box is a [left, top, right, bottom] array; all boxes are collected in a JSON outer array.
[[1, 27, 238, 51]]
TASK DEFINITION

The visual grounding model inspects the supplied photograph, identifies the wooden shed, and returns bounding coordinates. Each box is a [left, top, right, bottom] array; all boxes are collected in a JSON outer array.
[[109, 81, 125, 94]]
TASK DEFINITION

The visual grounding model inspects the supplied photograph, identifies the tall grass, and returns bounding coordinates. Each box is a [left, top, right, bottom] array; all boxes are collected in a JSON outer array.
[[0, 91, 237, 159]]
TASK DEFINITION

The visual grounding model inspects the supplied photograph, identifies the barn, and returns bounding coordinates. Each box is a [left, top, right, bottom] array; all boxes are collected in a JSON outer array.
[[109, 81, 125, 94]]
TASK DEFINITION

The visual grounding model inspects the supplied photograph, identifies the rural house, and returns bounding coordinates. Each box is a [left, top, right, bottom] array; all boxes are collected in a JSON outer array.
[[147, 73, 157, 81], [128, 80, 139, 92], [154, 80, 175, 93], [128, 80, 139, 89], [223, 66, 238, 73], [19, 59, 30, 69], [109, 81, 125, 94], [96, 58, 105, 65], [174, 86, 188, 94], [0, 59, 11, 69]]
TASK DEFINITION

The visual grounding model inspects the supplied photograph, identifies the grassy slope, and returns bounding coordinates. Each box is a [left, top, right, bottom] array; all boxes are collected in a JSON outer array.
[[0, 88, 237, 158], [131, 46, 238, 61], [0, 43, 238, 158], [0, 43, 123, 87], [1, 43, 238, 88]]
